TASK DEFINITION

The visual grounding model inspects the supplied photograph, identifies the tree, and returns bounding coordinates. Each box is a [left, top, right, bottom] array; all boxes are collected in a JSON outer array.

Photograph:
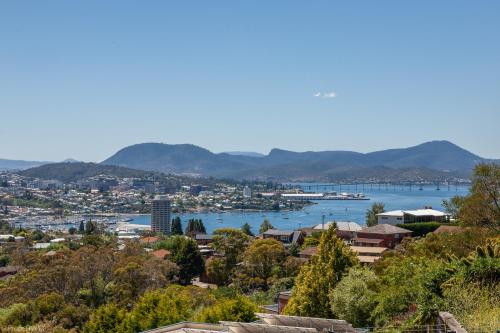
[[288, 242, 300, 257], [210, 229, 250, 284], [258, 219, 274, 234], [193, 295, 258, 324], [284, 225, 358, 318], [459, 163, 500, 230], [329, 267, 379, 327], [366, 202, 385, 227], [241, 223, 254, 236], [241, 238, 286, 282], [84, 303, 127, 333], [442, 195, 465, 220], [79, 221, 85, 233], [85, 219, 98, 235], [171, 217, 183, 235], [156, 236, 204, 285], [185, 219, 206, 236]]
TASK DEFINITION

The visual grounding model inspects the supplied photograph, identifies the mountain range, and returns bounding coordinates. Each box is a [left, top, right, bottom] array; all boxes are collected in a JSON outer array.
[[3, 141, 497, 182], [101, 140, 494, 181]]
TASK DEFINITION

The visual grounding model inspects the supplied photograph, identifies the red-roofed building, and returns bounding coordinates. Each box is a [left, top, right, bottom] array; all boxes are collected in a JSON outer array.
[[355, 224, 412, 249]]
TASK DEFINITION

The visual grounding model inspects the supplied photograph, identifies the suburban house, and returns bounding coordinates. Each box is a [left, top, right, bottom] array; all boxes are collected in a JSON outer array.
[[354, 224, 412, 249], [376, 208, 450, 225], [262, 229, 304, 246], [313, 221, 362, 241]]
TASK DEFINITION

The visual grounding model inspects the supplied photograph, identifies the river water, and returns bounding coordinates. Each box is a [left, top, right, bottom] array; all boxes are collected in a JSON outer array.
[[131, 184, 469, 234]]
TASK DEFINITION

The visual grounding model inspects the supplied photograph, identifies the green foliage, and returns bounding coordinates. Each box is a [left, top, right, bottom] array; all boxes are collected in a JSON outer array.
[[0, 254, 10, 267], [330, 267, 379, 327], [193, 294, 258, 324], [284, 225, 358, 318], [155, 236, 204, 285], [185, 219, 206, 236], [442, 195, 465, 219], [301, 231, 322, 249], [170, 217, 183, 235], [396, 222, 441, 237], [122, 285, 214, 332], [459, 163, 500, 230], [258, 219, 273, 234], [84, 303, 127, 333], [211, 229, 250, 279], [366, 202, 385, 227], [288, 242, 300, 257], [241, 222, 254, 236]]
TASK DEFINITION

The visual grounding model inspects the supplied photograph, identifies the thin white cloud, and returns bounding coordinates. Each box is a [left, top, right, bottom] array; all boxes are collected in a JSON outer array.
[[313, 91, 337, 99], [323, 91, 337, 98]]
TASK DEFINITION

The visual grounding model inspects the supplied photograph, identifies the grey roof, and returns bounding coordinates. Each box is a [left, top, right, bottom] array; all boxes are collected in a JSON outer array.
[[263, 229, 294, 236], [195, 234, 214, 240], [360, 224, 412, 234]]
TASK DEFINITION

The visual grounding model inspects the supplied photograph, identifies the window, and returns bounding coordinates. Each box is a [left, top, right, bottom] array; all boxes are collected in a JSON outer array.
[[381, 216, 388, 220], [397, 217, 402, 220]]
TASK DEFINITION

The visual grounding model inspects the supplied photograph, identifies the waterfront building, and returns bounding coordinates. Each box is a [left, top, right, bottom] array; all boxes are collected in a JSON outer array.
[[151, 195, 171, 235], [376, 208, 450, 225]]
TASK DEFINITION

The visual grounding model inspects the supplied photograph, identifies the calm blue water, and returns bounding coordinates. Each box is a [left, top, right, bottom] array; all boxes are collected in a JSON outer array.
[[132, 185, 469, 234]]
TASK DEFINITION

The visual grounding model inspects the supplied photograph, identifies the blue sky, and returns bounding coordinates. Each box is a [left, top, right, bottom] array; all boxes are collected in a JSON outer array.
[[1, 1, 499, 161]]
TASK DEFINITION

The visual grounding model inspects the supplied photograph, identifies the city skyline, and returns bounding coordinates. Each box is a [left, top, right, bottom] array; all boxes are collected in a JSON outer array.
[[1, 1, 499, 161]]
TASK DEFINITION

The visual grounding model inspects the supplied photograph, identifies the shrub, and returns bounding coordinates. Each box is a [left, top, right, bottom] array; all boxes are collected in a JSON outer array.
[[396, 222, 441, 237]]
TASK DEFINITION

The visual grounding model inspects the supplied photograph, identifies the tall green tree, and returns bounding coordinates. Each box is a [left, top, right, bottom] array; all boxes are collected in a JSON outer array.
[[171, 217, 183, 235], [241, 223, 254, 236], [365, 202, 385, 227], [284, 225, 358, 318], [442, 195, 465, 220], [185, 219, 206, 236], [258, 219, 274, 234], [459, 163, 500, 230]]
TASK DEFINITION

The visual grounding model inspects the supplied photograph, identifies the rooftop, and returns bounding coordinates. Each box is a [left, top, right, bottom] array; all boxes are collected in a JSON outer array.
[[360, 224, 412, 234], [377, 209, 448, 217], [350, 246, 389, 254], [263, 229, 294, 236], [313, 221, 362, 232]]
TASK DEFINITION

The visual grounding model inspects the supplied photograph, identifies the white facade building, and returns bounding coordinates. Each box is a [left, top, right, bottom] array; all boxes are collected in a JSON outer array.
[[377, 209, 450, 225]]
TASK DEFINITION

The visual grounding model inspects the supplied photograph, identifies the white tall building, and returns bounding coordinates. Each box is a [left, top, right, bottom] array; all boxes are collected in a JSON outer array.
[[243, 186, 252, 198], [151, 195, 171, 235]]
